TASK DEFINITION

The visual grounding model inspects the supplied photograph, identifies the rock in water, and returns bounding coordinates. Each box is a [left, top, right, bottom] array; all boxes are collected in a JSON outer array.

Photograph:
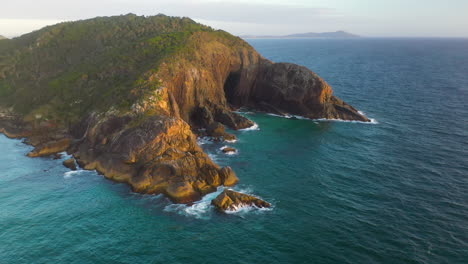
[[63, 158, 77, 171], [212, 189, 271, 212], [221, 147, 236, 154]]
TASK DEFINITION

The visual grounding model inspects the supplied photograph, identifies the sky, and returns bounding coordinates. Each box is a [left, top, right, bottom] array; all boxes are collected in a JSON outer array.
[[1, 0, 467, 38]]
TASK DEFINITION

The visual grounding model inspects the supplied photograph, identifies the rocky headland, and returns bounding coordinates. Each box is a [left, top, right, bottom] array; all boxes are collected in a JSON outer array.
[[0, 14, 369, 204]]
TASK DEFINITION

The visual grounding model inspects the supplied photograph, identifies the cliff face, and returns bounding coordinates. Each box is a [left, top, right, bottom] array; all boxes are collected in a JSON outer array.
[[0, 15, 369, 203], [228, 61, 370, 121], [156, 32, 261, 129], [155, 31, 369, 131]]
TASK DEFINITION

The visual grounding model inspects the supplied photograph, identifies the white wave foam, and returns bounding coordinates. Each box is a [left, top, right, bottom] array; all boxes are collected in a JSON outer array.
[[239, 122, 260, 131], [163, 187, 224, 219], [222, 187, 273, 215], [63, 170, 84, 179], [208, 153, 219, 162], [220, 145, 238, 155], [358, 111, 378, 124], [197, 137, 213, 145], [267, 113, 290, 118], [310, 117, 378, 124], [163, 186, 272, 218], [265, 111, 378, 124], [233, 110, 254, 115], [224, 204, 273, 215], [198, 136, 237, 145]]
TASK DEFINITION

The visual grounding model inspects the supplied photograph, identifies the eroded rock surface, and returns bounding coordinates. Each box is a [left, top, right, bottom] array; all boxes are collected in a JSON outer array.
[[70, 113, 238, 203], [212, 189, 271, 211]]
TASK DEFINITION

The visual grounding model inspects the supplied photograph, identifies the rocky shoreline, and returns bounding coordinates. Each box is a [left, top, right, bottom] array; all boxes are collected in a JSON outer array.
[[0, 14, 370, 208]]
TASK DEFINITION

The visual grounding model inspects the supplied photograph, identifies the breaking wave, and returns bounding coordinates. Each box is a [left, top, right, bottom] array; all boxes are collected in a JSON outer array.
[[197, 137, 213, 145], [239, 122, 260, 131], [220, 145, 238, 155], [63, 170, 85, 179], [267, 111, 378, 124], [163, 187, 224, 220], [163, 186, 272, 219]]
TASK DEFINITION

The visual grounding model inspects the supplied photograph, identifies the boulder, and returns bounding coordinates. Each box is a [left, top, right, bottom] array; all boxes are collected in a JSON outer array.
[[222, 147, 236, 154], [63, 158, 77, 171], [211, 189, 271, 212]]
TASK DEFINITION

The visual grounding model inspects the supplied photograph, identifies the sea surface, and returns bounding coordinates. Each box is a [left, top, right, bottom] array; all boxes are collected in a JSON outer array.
[[1, 38, 467, 264]]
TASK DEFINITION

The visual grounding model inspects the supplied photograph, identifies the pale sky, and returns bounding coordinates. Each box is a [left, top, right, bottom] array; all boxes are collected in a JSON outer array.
[[1, 0, 467, 38]]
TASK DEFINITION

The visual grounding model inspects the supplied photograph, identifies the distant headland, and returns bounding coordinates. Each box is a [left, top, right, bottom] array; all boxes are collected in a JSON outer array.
[[241, 30, 360, 39]]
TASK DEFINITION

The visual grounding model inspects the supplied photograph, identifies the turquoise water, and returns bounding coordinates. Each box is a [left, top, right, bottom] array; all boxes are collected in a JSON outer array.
[[1, 39, 467, 263]]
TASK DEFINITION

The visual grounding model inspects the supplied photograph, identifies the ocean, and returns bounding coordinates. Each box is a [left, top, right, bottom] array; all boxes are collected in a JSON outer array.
[[1, 38, 467, 263]]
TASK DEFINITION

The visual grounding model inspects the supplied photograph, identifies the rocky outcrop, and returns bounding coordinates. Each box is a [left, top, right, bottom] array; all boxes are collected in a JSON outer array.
[[0, 113, 72, 157], [27, 138, 71, 157], [212, 189, 271, 211], [69, 112, 238, 203], [225, 62, 370, 121]]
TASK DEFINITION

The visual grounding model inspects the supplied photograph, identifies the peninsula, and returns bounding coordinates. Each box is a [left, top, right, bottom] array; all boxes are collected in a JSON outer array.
[[0, 14, 369, 207]]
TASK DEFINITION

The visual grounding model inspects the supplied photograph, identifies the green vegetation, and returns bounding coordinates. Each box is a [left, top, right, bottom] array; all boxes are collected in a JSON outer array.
[[0, 14, 215, 125]]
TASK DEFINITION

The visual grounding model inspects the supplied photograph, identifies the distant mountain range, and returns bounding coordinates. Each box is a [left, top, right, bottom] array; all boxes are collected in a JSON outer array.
[[0, 35, 7, 40], [241, 31, 360, 39]]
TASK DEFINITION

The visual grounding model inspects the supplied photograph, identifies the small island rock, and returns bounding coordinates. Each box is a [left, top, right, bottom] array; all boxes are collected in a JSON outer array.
[[211, 189, 271, 212], [222, 147, 237, 154]]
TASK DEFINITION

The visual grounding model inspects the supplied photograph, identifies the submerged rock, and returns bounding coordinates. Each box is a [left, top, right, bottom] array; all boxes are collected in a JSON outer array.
[[63, 158, 77, 171], [211, 189, 271, 212]]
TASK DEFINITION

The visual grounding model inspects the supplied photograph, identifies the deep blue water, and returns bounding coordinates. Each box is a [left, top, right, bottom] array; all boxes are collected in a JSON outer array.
[[1, 38, 467, 263]]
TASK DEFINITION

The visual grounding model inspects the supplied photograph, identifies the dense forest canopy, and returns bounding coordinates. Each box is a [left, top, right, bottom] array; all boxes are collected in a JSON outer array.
[[0, 14, 244, 124]]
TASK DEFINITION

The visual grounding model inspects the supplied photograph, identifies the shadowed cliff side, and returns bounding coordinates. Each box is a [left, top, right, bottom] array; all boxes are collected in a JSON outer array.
[[226, 62, 370, 121]]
